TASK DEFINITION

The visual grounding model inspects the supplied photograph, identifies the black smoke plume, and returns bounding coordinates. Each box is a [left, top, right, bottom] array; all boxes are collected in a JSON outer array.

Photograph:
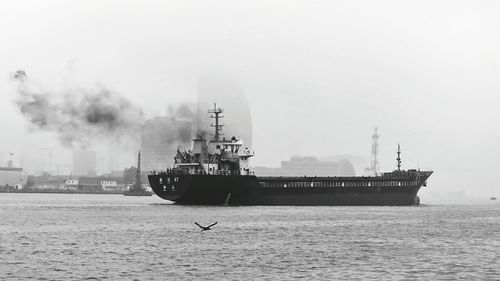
[[11, 70, 144, 147], [166, 102, 209, 141]]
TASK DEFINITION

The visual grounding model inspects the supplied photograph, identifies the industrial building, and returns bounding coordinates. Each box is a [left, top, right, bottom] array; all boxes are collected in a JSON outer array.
[[0, 167, 28, 189], [73, 150, 97, 176], [253, 156, 355, 177]]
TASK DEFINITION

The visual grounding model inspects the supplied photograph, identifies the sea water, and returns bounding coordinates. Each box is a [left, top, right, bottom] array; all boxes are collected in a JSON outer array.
[[1, 193, 499, 280]]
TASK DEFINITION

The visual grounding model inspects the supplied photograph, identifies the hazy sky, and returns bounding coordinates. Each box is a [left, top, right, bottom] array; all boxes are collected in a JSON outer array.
[[1, 1, 499, 200]]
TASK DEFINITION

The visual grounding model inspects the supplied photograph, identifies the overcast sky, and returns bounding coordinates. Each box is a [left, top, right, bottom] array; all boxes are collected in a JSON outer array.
[[1, 0, 499, 201]]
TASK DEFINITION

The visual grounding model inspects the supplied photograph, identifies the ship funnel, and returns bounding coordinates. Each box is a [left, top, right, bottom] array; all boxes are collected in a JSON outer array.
[[192, 138, 208, 160]]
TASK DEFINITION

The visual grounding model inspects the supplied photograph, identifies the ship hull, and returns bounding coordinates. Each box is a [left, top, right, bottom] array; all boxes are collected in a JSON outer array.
[[148, 174, 244, 204], [148, 172, 431, 206], [231, 185, 421, 206]]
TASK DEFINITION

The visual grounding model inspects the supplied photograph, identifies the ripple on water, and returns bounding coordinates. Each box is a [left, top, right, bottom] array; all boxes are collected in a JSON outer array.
[[1, 195, 499, 280]]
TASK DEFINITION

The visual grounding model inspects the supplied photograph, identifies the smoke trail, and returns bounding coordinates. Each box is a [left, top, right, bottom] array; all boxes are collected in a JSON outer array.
[[166, 102, 210, 141], [167, 103, 195, 120], [11, 70, 144, 147]]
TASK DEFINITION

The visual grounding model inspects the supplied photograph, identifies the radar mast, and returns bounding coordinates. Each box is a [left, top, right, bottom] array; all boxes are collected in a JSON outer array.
[[396, 143, 401, 171], [208, 103, 224, 142]]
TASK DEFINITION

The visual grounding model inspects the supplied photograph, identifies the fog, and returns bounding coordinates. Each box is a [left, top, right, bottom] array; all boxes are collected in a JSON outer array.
[[0, 0, 499, 202]]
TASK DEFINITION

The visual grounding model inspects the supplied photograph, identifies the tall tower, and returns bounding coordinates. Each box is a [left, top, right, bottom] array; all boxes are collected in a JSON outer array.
[[366, 127, 379, 176], [196, 77, 252, 146], [135, 151, 141, 191]]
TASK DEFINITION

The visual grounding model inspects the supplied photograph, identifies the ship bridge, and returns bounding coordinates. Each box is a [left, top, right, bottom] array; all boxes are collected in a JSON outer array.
[[168, 103, 254, 176]]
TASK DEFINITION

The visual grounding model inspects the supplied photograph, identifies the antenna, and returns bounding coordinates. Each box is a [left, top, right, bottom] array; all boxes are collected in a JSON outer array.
[[208, 103, 224, 142], [396, 143, 401, 171]]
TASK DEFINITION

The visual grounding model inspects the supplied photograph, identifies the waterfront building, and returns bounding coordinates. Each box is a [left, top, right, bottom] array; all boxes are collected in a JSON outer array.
[[67, 176, 124, 192], [0, 167, 28, 189], [61, 179, 78, 191]]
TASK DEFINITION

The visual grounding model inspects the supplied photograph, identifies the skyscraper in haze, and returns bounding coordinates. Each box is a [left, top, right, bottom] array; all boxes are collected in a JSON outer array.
[[196, 77, 252, 146], [140, 78, 251, 172], [72, 150, 96, 176], [141, 117, 192, 171]]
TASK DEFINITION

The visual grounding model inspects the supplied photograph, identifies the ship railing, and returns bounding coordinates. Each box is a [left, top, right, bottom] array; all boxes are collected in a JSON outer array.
[[209, 170, 240, 176], [208, 170, 255, 176], [150, 169, 193, 176], [150, 169, 255, 176]]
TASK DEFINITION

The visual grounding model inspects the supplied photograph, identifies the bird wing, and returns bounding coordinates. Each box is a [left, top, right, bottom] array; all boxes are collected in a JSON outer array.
[[208, 222, 218, 228], [195, 222, 205, 229]]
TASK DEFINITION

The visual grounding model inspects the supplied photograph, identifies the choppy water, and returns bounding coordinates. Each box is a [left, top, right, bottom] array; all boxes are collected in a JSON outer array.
[[0, 194, 499, 280]]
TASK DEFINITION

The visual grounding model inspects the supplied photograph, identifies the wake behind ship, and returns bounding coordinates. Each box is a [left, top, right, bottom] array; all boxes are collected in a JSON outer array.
[[148, 104, 432, 205]]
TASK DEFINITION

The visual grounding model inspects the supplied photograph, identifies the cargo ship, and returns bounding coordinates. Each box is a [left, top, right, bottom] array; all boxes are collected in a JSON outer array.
[[148, 104, 432, 205]]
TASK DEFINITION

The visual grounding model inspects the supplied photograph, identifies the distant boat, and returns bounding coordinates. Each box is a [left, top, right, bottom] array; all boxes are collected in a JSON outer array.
[[491, 197, 497, 200], [123, 151, 152, 197]]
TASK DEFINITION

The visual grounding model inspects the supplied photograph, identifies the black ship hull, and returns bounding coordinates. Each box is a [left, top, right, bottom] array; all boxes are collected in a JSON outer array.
[[148, 171, 432, 206]]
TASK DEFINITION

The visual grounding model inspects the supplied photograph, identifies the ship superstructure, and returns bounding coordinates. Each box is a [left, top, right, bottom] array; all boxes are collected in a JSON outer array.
[[170, 104, 254, 177], [148, 104, 432, 205]]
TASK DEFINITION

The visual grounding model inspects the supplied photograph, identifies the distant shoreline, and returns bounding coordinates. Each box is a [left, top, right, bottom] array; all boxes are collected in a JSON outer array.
[[0, 189, 123, 195]]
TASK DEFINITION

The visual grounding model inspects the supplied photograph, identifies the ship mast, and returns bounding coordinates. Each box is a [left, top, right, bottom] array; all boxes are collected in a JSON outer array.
[[208, 103, 224, 142], [396, 143, 401, 171]]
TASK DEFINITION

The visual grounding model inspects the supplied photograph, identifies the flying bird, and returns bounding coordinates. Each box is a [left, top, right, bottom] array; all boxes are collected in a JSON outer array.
[[195, 222, 217, 231]]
